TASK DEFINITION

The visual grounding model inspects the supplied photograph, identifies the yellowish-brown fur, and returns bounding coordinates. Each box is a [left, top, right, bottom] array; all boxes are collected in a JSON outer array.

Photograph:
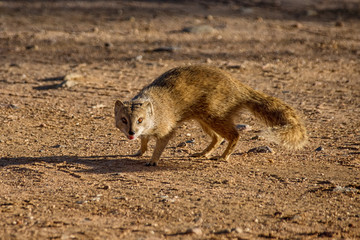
[[115, 65, 307, 166]]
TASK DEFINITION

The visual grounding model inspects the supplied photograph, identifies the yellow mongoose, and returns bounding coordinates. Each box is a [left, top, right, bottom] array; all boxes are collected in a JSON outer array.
[[115, 65, 307, 166]]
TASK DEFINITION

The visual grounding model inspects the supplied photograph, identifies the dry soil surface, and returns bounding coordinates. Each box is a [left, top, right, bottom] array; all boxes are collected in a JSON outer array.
[[0, 1, 360, 239]]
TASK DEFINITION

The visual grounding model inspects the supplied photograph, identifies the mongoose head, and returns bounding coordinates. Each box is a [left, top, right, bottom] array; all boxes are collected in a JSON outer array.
[[114, 99, 153, 140]]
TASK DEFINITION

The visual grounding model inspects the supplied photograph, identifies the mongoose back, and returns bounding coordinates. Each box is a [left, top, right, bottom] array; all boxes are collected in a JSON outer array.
[[115, 65, 307, 166]]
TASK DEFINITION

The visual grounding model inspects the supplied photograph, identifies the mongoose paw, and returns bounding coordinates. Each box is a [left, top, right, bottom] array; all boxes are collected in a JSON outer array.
[[132, 150, 144, 157], [210, 156, 227, 162], [145, 161, 157, 167]]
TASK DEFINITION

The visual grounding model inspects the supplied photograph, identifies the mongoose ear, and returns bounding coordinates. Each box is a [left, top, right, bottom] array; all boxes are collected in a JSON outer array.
[[114, 100, 125, 113], [115, 100, 123, 107], [143, 100, 154, 115]]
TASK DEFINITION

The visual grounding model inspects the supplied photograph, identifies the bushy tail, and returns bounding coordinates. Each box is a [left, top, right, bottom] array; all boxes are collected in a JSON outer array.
[[245, 89, 308, 150]]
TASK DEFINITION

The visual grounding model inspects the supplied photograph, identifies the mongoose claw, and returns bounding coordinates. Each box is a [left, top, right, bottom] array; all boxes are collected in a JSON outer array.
[[145, 161, 157, 167], [210, 156, 227, 162], [132, 150, 143, 157]]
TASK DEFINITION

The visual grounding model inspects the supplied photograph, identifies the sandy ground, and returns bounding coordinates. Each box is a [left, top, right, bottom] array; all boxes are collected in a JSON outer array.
[[0, 0, 359, 239]]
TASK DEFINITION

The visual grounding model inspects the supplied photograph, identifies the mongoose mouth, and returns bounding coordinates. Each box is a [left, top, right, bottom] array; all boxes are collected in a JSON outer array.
[[128, 135, 135, 140]]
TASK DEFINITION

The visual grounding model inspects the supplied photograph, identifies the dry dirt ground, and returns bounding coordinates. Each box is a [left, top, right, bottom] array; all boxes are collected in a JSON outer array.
[[0, 1, 360, 239]]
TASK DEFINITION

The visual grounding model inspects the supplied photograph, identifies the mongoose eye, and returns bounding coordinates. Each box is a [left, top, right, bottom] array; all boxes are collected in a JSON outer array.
[[137, 118, 143, 124], [121, 117, 128, 124]]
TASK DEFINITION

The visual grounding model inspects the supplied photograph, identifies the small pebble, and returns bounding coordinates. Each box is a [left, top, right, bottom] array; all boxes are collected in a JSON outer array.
[[25, 45, 38, 50], [52, 144, 65, 148], [9, 104, 19, 109], [182, 25, 215, 34], [206, 15, 214, 21], [104, 42, 113, 48], [128, 16, 136, 22], [215, 228, 231, 234], [335, 21, 344, 27], [135, 55, 143, 61], [291, 22, 303, 29], [186, 227, 202, 235], [9, 63, 20, 67], [233, 227, 243, 233], [248, 146, 273, 154], [236, 124, 251, 131], [145, 46, 179, 53], [306, 9, 317, 16], [58, 73, 84, 88], [315, 146, 324, 151]]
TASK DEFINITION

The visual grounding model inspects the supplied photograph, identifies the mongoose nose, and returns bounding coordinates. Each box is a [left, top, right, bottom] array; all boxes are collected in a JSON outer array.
[[129, 130, 135, 136]]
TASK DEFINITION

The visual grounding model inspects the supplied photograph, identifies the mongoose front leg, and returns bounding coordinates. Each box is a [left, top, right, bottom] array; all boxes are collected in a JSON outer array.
[[146, 134, 172, 166], [133, 136, 149, 157]]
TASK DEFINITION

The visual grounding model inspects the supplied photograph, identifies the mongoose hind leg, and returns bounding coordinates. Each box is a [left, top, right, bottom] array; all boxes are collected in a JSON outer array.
[[133, 136, 149, 157], [208, 121, 240, 161], [191, 121, 223, 158]]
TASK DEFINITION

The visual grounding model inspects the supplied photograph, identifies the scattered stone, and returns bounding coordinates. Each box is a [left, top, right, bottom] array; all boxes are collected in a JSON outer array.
[[98, 185, 110, 190], [145, 46, 179, 53], [9, 63, 20, 68], [306, 9, 317, 16], [215, 228, 232, 234], [335, 21, 344, 27], [274, 211, 282, 217], [91, 104, 106, 109], [241, 7, 254, 15], [333, 186, 359, 193], [52, 144, 65, 148], [104, 42, 113, 48], [61, 80, 78, 88], [247, 146, 273, 154], [25, 45, 38, 50], [236, 124, 251, 131], [182, 25, 215, 34], [0, 104, 19, 109], [135, 55, 143, 61], [291, 23, 303, 29], [64, 73, 84, 82], [232, 227, 243, 233], [58, 73, 84, 88], [205, 15, 214, 21], [91, 196, 101, 202], [315, 146, 324, 152], [186, 227, 202, 235], [114, 196, 128, 201], [262, 63, 276, 72], [186, 139, 195, 144], [128, 16, 136, 22]]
